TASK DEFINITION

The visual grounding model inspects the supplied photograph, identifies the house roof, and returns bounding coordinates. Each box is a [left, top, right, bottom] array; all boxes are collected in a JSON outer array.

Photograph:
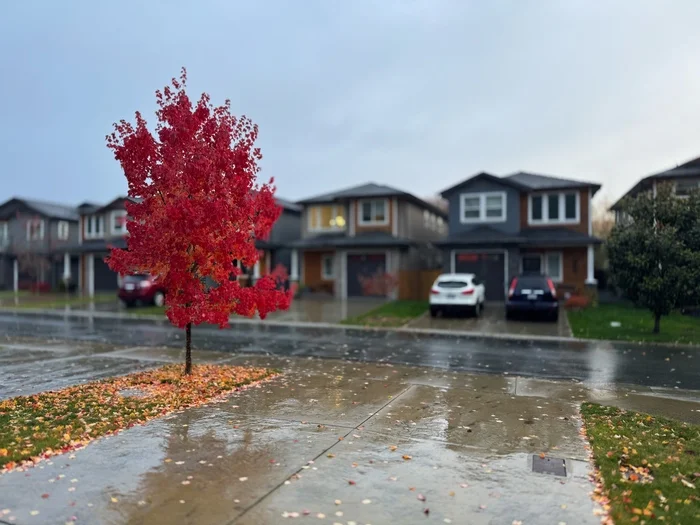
[[289, 231, 416, 249], [298, 182, 447, 218], [504, 172, 601, 194], [0, 197, 79, 221], [275, 197, 302, 214], [435, 226, 525, 246], [519, 228, 602, 246], [611, 155, 700, 210], [440, 171, 601, 198]]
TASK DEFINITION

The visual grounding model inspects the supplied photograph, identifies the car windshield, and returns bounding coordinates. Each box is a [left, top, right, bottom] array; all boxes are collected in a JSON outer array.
[[437, 280, 469, 288], [123, 274, 149, 284], [514, 276, 547, 291]]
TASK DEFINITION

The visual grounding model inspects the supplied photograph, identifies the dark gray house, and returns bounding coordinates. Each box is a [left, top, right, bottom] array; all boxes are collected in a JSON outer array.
[[0, 197, 79, 290], [611, 155, 700, 223], [290, 182, 446, 298], [437, 172, 602, 300], [68, 196, 302, 296]]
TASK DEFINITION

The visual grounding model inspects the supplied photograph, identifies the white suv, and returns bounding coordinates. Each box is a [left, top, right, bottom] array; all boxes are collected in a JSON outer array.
[[429, 273, 486, 317]]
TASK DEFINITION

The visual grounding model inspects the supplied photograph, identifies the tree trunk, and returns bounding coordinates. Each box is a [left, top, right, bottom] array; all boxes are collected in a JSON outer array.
[[653, 313, 661, 334], [184, 322, 192, 374]]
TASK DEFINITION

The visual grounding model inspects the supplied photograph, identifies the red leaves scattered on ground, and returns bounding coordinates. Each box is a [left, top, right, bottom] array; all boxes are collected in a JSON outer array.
[[0, 364, 274, 474]]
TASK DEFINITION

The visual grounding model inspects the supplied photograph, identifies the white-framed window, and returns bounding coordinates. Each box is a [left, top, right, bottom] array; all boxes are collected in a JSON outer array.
[[0, 221, 8, 245], [520, 252, 563, 283], [358, 199, 389, 226], [529, 192, 579, 225], [321, 254, 334, 280], [437, 217, 445, 233], [57, 220, 70, 240], [26, 219, 45, 241], [459, 192, 506, 223], [674, 179, 700, 197], [423, 210, 430, 228], [85, 215, 105, 239], [308, 205, 346, 232], [110, 210, 128, 235]]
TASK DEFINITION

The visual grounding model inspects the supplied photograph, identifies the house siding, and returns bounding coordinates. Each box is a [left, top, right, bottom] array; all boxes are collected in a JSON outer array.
[[519, 190, 589, 235], [445, 179, 521, 235], [403, 201, 443, 241]]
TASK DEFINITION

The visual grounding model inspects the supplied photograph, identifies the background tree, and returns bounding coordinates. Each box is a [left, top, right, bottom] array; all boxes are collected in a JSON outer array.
[[608, 183, 700, 333], [106, 69, 293, 374], [16, 250, 50, 291]]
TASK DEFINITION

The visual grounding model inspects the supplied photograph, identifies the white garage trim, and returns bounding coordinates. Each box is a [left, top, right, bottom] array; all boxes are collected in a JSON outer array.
[[450, 248, 508, 298]]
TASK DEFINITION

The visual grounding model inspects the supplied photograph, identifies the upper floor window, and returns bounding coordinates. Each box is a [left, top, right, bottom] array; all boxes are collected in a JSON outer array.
[[85, 215, 104, 239], [358, 199, 388, 226], [459, 192, 506, 223], [674, 179, 700, 197], [529, 192, 579, 225], [308, 205, 346, 232], [110, 210, 128, 235], [57, 221, 70, 240], [26, 218, 45, 241], [0, 221, 8, 245], [437, 217, 445, 233]]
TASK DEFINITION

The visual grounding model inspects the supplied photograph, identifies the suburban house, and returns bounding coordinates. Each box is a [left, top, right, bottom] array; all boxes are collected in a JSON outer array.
[[69, 196, 302, 296], [437, 172, 601, 300], [611, 155, 700, 223], [0, 197, 80, 290], [290, 182, 447, 299]]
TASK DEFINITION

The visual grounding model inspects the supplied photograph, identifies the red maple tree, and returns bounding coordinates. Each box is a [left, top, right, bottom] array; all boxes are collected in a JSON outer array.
[[106, 68, 292, 374]]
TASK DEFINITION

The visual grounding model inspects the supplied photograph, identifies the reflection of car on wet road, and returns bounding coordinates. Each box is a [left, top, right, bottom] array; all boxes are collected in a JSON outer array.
[[505, 274, 559, 322], [118, 274, 166, 308], [429, 273, 486, 317]]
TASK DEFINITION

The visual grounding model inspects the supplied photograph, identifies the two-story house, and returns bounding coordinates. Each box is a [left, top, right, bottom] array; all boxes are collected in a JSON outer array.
[[70, 196, 302, 296], [437, 172, 601, 300], [0, 197, 80, 291], [290, 183, 447, 298], [611, 155, 700, 223]]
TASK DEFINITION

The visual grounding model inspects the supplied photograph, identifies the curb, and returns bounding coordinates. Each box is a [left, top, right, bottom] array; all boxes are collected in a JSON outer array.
[[2, 306, 700, 350]]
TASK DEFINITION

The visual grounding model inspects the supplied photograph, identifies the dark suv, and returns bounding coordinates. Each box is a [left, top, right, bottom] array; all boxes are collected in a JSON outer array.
[[505, 274, 559, 322], [118, 274, 166, 308]]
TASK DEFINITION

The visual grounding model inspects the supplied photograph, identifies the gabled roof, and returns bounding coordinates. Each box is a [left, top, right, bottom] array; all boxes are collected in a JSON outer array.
[[504, 172, 601, 194], [611, 155, 700, 210], [298, 182, 446, 218], [0, 197, 79, 221], [275, 197, 302, 213], [441, 171, 601, 198]]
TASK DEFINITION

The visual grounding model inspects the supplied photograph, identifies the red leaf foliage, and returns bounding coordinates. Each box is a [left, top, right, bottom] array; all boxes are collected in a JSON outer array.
[[105, 68, 292, 328]]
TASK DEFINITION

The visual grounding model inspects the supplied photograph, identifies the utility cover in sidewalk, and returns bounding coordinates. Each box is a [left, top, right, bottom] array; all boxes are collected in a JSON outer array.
[[532, 455, 567, 477]]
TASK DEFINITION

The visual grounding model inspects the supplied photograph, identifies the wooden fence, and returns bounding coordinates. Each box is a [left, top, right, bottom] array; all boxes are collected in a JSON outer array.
[[397, 269, 442, 301]]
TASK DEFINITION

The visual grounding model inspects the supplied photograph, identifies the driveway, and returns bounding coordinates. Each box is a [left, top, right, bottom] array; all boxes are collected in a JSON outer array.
[[407, 302, 572, 337]]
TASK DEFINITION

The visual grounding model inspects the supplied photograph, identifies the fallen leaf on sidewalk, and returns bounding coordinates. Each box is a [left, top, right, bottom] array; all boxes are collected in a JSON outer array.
[[402, 455, 412, 460]]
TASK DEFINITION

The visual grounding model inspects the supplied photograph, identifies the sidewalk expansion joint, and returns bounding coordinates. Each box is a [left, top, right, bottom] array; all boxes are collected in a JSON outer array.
[[229, 384, 416, 524]]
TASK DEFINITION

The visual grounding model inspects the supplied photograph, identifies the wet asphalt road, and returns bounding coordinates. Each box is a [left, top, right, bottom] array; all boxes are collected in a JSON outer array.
[[1, 312, 699, 390]]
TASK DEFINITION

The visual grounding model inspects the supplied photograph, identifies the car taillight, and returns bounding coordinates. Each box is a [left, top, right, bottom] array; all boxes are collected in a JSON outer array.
[[430, 288, 440, 295], [461, 288, 474, 295], [139, 280, 152, 289], [546, 278, 557, 298], [508, 278, 517, 298]]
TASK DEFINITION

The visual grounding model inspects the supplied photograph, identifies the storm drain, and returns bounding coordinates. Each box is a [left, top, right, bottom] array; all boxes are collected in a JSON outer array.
[[531, 455, 567, 477]]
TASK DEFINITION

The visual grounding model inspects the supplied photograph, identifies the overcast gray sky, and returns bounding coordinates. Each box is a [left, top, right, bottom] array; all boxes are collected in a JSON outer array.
[[1, 0, 699, 207]]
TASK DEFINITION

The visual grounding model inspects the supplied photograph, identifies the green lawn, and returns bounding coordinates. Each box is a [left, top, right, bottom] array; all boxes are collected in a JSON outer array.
[[581, 403, 700, 524], [567, 303, 700, 345], [341, 300, 428, 327], [0, 290, 30, 298], [0, 292, 116, 309]]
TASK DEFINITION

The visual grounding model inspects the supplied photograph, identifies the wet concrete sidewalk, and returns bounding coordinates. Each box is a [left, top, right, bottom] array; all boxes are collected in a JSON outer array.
[[2, 339, 700, 525]]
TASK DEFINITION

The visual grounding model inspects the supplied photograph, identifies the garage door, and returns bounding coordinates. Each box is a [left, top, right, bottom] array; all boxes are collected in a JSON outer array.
[[94, 257, 119, 291], [454, 252, 505, 301], [347, 253, 386, 297]]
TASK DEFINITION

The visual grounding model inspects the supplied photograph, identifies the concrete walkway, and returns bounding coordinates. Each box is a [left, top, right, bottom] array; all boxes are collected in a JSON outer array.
[[2, 338, 700, 524]]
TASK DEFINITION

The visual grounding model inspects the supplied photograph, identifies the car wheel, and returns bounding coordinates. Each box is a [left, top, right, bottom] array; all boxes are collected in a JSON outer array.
[[505, 309, 512, 320], [430, 306, 439, 318], [473, 303, 481, 318], [153, 291, 165, 307], [550, 310, 559, 323]]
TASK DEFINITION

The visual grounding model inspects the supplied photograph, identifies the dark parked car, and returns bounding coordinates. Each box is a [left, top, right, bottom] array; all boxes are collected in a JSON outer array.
[[118, 274, 166, 307], [505, 274, 559, 322]]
